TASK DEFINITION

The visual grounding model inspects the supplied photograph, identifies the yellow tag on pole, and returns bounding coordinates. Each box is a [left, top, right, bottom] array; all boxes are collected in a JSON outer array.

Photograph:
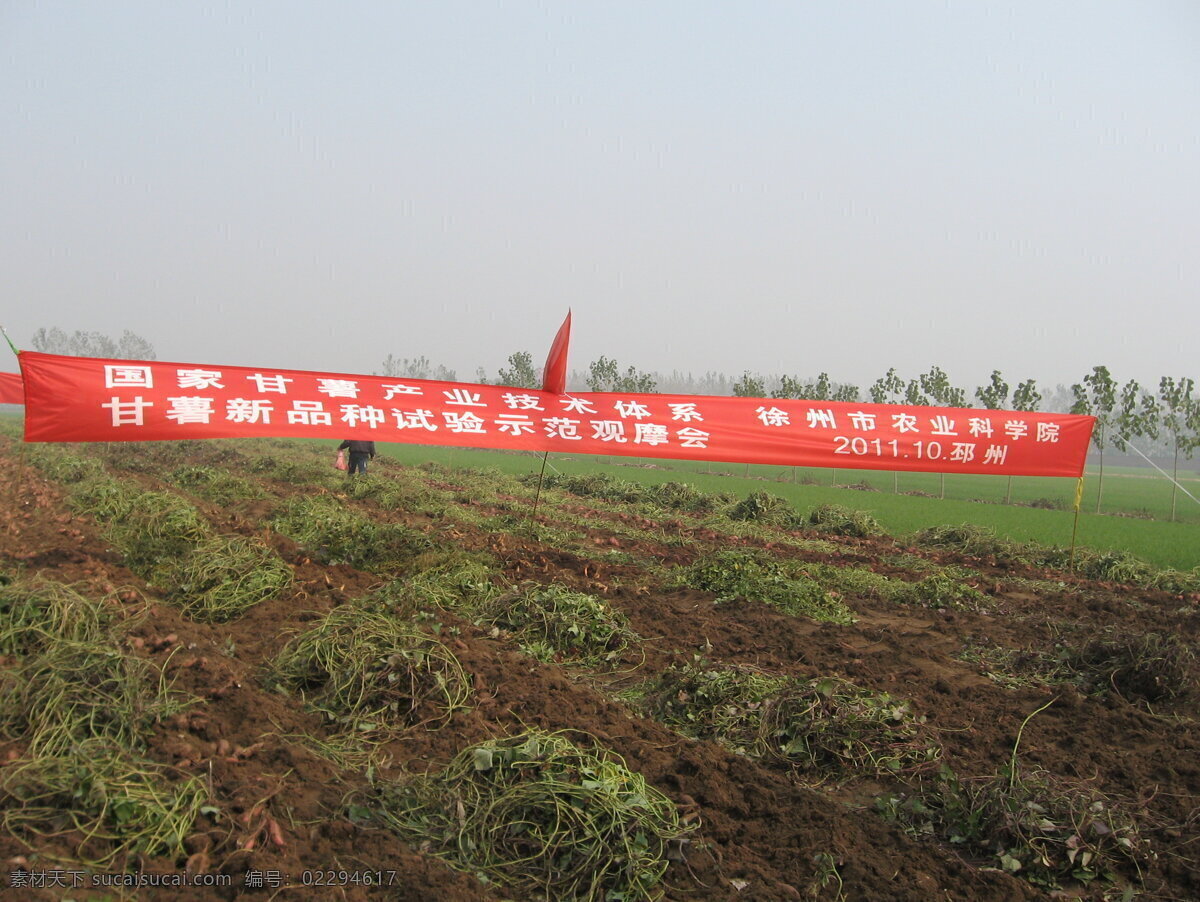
[[1069, 476, 1084, 569]]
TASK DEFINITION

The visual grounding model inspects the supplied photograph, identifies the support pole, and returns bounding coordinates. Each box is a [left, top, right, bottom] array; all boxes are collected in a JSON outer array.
[[1, 327, 24, 534], [0, 325, 18, 357], [528, 451, 550, 528], [1068, 476, 1084, 569]]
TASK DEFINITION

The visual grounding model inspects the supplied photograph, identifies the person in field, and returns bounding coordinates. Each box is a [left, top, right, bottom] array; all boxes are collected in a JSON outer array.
[[337, 439, 376, 475]]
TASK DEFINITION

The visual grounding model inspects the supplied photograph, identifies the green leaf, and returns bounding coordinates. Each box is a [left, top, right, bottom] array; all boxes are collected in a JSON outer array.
[[472, 747, 494, 771], [347, 804, 373, 824]]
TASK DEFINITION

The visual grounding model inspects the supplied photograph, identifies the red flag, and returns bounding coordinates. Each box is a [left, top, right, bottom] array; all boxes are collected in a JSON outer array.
[[0, 371, 22, 405], [541, 311, 571, 394]]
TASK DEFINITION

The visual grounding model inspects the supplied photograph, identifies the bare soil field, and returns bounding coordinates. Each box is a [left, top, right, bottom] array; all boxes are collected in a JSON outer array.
[[0, 434, 1197, 901]]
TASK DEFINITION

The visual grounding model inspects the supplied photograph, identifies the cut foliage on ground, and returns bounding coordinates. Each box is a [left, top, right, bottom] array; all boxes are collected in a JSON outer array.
[[0, 426, 1197, 901]]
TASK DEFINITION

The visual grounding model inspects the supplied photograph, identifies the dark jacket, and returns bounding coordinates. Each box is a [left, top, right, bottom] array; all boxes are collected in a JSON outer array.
[[338, 439, 376, 457]]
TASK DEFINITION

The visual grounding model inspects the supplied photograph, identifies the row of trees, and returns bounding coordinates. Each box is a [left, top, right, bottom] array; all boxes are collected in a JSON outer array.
[[379, 354, 457, 382], [472, 352, 660, 394], [1066, 367, 1199, 520], [31, 327, 157, 360]]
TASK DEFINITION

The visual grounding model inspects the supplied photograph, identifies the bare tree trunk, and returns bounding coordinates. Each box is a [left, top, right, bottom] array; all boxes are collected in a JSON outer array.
[[1004, 475, 1013, 505], [1094, 448, 1105, 514], [1171, 443, 1179, 522]]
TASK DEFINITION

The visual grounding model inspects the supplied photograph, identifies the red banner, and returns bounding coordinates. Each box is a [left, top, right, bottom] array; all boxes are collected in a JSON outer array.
[[18, 351, 1094, 477], [0, 372, 22, 405]]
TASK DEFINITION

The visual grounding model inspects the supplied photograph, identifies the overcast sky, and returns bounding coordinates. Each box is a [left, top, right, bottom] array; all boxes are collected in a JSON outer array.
[[2, 1, 1197, 394]]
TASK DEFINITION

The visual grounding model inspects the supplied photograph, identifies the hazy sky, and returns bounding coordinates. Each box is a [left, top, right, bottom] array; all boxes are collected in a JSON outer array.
[[2, 2, 1197, 394]]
